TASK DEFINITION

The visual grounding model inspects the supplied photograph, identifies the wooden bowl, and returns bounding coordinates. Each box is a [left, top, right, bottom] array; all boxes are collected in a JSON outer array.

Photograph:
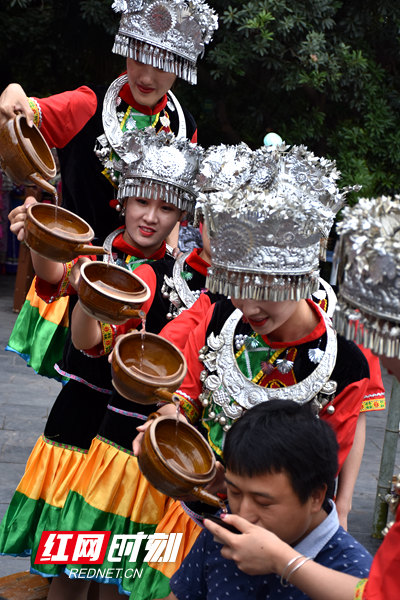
[[25, 203, 108, 262], [78, 261, 150, 324], [111, 332, 187, 404], [138, 413, 221, 507], [0, 114, 56, 195]]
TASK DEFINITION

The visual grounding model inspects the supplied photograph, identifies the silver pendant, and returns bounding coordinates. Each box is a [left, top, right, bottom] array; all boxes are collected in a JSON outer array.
[[308, 347, 325, 364], [244, 336, 261, 350], [276, 359, 294, 374]]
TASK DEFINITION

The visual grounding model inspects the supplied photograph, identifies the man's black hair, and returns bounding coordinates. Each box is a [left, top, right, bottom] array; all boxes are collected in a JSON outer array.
[[223, 399, 338, 505]]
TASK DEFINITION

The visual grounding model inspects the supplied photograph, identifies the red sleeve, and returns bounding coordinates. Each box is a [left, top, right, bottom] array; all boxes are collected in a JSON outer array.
[[320, 376, 370, 473], [357, 344, 386, 412], [35, 259, 78, 302], [159, 293, 212, 351], [364, 506, 400, 599], [33, 86, 97, 148], [161, 303, 215, 423]]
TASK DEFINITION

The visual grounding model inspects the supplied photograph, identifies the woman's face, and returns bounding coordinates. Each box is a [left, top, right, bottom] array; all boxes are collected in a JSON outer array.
[[126, 58, 176, 108], [230, 297, 302, 340], [123, 195, 182, 257]]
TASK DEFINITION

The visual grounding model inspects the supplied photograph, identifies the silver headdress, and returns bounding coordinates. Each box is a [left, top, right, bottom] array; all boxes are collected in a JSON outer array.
[[117, 126, 202, 218], [200, 145, 349, 301], [334, 196, 400, 358], [193, 142, 279, 225], [112, 0, 218, 85]]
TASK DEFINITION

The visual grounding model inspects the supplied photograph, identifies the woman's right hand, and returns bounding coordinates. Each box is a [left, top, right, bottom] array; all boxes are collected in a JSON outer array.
[[8, 196, 38, 241], [0, 83, 34, 127]]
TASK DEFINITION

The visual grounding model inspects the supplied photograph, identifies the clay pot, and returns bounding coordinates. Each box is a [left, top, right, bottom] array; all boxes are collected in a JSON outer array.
[[25, 203, 108, 262], [111, 332, 187, 404], [78, 262, 150, 324], [0, 114, 57, 195], [138, 413, 221, 507]]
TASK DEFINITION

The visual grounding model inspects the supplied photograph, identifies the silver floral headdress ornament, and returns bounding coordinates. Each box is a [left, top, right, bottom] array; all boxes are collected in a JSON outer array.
[[333, 196, 400, 358], [198, 144, 351, 301], [112, 0, 218, 85], [193, 141, 268, 225], [116, 126, 203, 219]]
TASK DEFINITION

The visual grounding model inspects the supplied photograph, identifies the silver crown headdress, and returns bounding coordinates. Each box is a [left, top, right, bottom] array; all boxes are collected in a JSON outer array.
[[193, 142, 280, 224], [201, 145, 349, 301], [117, 126, 202, 218], [333, 196, 400, 358], [112, 0, 218, 85]]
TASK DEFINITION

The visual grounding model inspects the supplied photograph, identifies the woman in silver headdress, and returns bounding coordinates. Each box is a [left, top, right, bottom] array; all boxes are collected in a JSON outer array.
[[133, 145, 373, 531], [196, 195, 400, 600]]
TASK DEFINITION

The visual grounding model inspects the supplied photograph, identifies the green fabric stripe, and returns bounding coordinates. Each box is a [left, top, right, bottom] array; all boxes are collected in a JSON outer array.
[[60, 491, 170, 597], [7, 299, 68, 381], [0, 491, 64, 575]]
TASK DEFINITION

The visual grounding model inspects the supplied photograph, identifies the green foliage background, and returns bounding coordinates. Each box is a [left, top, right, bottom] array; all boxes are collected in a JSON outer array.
[[2, 0, 400, 200]]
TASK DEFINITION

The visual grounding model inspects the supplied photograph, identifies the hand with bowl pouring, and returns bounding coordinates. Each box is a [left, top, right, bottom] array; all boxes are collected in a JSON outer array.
[[0, 83, 34, 128], [8, 196, 64, 285], [8, 195, 37, 242], [9, 196, 93, 290]]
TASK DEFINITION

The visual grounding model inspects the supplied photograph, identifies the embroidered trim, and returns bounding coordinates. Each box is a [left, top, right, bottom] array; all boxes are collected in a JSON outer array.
[[54, 364, 113, 394], [107, 404, 148, 420], [180, 501, 204, 527], [361, 397, 386, 413], [59, 261, 75, 297], [175, 391, 201, 423], [28, 97, 42, 128], [364, 391, 386, 399], [96, 434, 135, 457], [353, 578, 368, 599], [179, 395, 201, 424], [42, 434, 88, 454], [101, 323, 115, 355]]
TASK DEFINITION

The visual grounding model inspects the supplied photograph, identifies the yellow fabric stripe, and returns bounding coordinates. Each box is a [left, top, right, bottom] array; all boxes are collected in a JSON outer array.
[[15, 435, 87, 508], [146, 499, 201, 578], [70, 437, 171, 523]]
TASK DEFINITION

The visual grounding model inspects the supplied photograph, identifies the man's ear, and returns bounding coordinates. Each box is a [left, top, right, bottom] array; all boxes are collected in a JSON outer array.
[[310, 484, 327, 512]]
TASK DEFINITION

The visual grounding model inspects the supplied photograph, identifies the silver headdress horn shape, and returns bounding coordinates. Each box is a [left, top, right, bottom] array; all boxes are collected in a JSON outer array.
[[112, 0, 218, 85], [334, 196, 400, 358], [117, 126, 202, 218], [201, 144, 351, 301]]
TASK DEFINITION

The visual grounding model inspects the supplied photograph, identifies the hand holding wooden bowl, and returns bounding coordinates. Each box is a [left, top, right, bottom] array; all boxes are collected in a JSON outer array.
[[78, 261, 150, 324], [0, 114, 57, 195], [111, 331, 187, 404], [138, 413, 222, 508], [25, 203, 108, 262]]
